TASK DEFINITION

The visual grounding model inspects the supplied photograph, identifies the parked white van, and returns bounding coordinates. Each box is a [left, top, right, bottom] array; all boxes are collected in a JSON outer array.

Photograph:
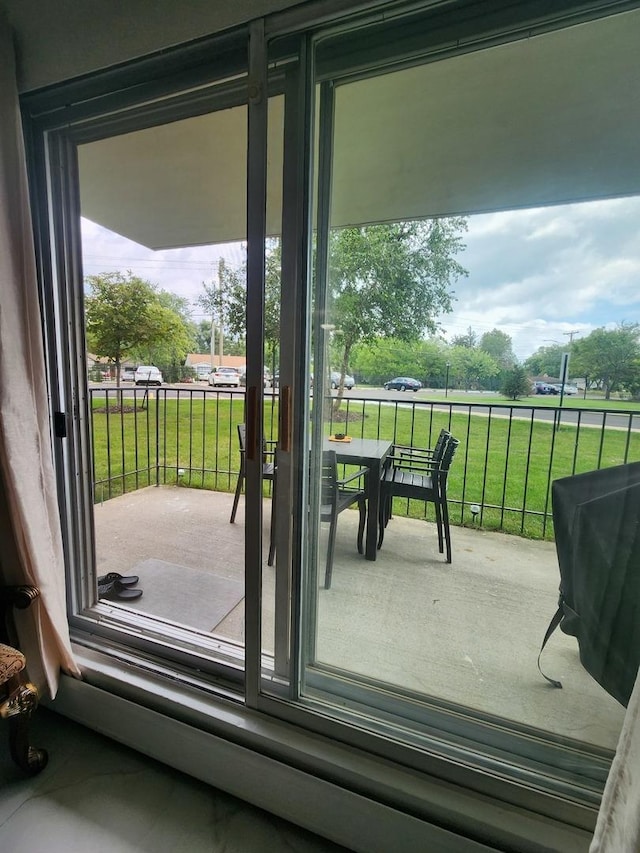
[[194, 364, 211, 380]]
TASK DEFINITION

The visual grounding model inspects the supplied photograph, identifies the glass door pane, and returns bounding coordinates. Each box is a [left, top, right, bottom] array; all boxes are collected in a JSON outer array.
[[75, 71, 285, 674], [300, 13, 632, 756], [79, 100, 250, 661]]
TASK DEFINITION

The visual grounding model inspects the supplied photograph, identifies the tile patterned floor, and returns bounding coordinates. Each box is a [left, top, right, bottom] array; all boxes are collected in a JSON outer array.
[[0, 708, 350, 853]]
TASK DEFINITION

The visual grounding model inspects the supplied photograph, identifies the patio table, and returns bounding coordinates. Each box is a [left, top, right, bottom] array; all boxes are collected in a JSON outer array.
[[322, 437, 393, 560]]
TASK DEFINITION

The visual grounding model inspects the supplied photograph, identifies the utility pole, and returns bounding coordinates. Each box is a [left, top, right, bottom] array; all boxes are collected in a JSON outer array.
[[209, 313, 216, 370], [562, 330, 579, 386], [217, 267, 224, 363], [208, 269, 224, 368], [563, 330, 580, 346]]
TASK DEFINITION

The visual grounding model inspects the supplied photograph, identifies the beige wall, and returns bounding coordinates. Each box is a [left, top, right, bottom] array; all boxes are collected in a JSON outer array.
[[0, 0, 308, 92]]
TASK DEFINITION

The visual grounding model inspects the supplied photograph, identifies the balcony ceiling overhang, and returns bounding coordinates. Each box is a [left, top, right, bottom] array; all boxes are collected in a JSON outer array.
[[78, 10, 640, 250]]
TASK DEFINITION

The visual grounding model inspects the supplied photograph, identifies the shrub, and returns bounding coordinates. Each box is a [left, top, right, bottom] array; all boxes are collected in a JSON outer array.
[[501, 366, 531, 400]]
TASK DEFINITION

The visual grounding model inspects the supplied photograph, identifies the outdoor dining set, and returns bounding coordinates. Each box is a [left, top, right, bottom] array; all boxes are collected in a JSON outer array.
[[230, 425, 460, 589]]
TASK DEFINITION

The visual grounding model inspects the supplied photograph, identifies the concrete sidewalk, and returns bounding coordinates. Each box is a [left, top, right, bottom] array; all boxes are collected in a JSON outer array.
[[93, 484, 625, 751]]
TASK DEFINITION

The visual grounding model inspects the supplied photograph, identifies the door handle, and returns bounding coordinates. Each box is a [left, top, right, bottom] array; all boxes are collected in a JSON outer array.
[[281, 385, 291, 452], [246, 385, 258, 461]]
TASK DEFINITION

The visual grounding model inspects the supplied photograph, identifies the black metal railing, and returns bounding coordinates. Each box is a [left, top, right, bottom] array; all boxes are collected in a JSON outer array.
[[89, 386, 640, 539]]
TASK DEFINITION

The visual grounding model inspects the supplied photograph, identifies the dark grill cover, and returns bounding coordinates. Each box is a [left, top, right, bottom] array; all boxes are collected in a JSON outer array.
[[551, 462, 640, 707]]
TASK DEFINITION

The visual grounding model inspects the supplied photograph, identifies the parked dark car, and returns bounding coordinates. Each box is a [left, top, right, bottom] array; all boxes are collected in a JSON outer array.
[[384, 377, 422, 391]]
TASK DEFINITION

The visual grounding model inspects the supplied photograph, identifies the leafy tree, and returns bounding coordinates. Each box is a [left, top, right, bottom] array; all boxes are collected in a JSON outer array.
[[157, 290, 192, 321], [197, 219, 468, 404], [570, 323, 640, 399], [480, 329, 516, 368], [523, 344, 564, 379], [451, 326, 478, 349], [351, 337, 448, 386], [415, 339, 451, 387], [198, 258, 246, 359], [218, 339, 247, 357], [448, 345, 499, 390], [130, 289, 195, 368], [192, 319, 212, 354], [197, 240, 281, 371], [85, 271, 189, 387], [264, 241, 282, 377], [501, 365, 531, 400], [327, 218, 468, 409]]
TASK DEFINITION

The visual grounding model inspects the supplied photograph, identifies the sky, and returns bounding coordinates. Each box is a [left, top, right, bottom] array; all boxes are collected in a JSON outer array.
[[81, 194, 640, 360]]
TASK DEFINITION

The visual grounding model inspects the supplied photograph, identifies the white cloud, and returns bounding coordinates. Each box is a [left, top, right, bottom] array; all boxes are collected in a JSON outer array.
[[527, 217, 580, 241], [81, 218, 245, 318], [439, 196, 640, 357]]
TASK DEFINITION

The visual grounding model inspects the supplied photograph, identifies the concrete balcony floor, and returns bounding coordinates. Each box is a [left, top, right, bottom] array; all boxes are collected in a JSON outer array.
[[94, 485, 625, 752]]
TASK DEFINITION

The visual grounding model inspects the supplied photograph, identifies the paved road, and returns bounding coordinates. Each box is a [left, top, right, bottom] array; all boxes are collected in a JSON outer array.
[[356, 389, 640, 430], [88, 383, 640, 430], [331, 387, 640, 430], [457, 402, 640, 430]]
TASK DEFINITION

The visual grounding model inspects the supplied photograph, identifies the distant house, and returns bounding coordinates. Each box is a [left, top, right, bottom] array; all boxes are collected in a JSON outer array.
[[87, 352, 109, 368], [184, 353, 210, 369], [184, 353, 245, 370], [87, 352, 112, 377]]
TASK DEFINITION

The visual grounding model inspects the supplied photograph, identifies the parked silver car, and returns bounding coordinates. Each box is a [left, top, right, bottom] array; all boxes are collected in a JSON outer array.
[[552, 383, 578, 395], [330, 371, 355, 389]]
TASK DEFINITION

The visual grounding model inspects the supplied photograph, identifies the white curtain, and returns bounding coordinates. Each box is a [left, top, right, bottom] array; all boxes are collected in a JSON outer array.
[[590, 668, 640, 852], [0, 12, 80, 695]]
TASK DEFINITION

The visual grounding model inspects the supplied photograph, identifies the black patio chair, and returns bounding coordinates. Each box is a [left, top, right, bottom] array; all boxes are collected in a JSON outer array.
[[384, 428, 450, 522], [378, 432, 459, 563], [394, 428, 449, 463], [266, 449, 367, 585], [230, 425, 277, 560], [320, 450, 368, 589]]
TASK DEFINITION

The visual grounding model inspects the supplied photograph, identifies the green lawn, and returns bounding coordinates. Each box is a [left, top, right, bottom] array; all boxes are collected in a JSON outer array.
[[326, 399, 639, 538], [90, 395, 640, 541]]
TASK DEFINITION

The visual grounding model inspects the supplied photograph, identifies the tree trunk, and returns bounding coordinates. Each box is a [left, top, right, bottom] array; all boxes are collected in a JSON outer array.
[[115, 357, 122, 407], [331, 342, 352, 417]]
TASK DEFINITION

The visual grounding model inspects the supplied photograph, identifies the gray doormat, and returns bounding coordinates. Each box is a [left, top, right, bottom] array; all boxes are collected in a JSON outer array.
[[126, 558, 244, 632]]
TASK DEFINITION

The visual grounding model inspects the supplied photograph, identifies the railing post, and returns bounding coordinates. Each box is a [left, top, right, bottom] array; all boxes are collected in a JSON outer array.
[[90, 389, 632, 541], [155, 389, 160, 486]]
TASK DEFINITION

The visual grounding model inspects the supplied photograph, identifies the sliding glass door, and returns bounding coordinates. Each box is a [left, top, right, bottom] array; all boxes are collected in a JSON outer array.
[[34, 28, 297, 689], [263, 1, 635, 807]]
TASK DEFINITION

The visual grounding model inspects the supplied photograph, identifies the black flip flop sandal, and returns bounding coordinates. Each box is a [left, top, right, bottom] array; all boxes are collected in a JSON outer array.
[[98, 579, 143, 600], [97, 572, 139, 587]]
